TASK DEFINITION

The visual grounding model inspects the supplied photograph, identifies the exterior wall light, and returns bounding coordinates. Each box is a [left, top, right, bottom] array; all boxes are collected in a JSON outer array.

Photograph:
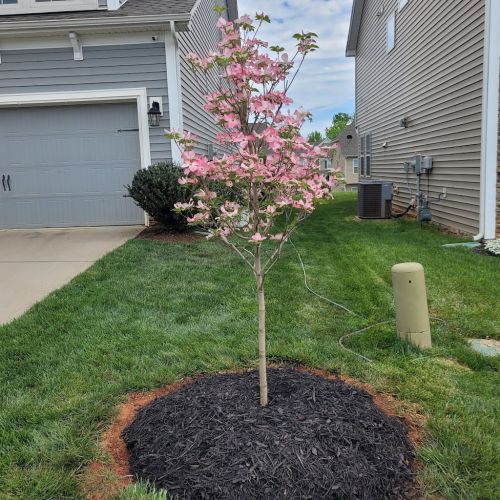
[[399, 117, 409, 128], [148, 101, 162, 127]]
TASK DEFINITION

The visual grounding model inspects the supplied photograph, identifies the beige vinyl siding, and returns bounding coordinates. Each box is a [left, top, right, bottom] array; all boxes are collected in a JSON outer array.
[[355, 0, 485, 235], [177, 0, 227, 156]]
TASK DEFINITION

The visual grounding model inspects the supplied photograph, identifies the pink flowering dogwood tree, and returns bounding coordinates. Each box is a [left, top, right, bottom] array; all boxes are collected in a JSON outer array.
[[167, 12, 335, 406]]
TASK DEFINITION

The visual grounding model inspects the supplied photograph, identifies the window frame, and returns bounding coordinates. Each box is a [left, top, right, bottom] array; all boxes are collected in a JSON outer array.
[[319, 158, 331, 171], [359, 134, 372, 178], [398, 0, 409, 11], [359, 135, 365, 176], [365, 133, 372, 177], [353, 158, 360, 175], [386, 12, 396, 52]]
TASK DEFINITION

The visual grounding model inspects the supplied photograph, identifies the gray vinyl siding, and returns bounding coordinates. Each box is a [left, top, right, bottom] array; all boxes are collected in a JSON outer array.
[[0, 43, 171, 163], [355, 0, 485, 235], [177, 0, 227, 155]]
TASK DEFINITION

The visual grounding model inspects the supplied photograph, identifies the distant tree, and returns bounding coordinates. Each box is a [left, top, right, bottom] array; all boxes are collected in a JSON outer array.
[[307, 131, 324, 144], [325, 112, 352, 141]]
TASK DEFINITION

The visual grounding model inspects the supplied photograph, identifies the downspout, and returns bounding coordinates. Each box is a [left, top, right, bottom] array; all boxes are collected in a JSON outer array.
[[483, 0, 500, 240], [475, 0, 500, 241], [474, 0, 490, 240]]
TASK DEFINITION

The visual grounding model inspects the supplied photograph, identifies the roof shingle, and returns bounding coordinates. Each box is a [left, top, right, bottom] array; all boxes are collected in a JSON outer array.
[[0, 0, 197, 23]]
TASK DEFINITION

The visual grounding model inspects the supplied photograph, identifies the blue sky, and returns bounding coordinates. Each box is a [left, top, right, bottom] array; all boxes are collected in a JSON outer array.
[[237, 0, 355, 136]]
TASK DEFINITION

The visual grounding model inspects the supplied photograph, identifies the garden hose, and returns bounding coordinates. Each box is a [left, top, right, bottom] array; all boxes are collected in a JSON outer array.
[[290, 239, 359, 317], [290, 240, 448, 363]]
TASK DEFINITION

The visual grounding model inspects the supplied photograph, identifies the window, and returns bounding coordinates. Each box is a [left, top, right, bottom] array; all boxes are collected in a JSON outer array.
[[319, 158, 331, 170], [0, 0, 18, 4], [365, 134, 372, 177], [359, 136, 365, 176], [353, 158, 360, 174], [359, 134, 372, 177], [398, 0, 409, 11], [386, 13, 396, 52]]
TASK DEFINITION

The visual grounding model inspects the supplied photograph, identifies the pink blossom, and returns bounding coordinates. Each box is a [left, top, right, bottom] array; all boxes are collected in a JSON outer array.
[[216, 17, 231, 29], [250, 233, 266, 243], [187, 212, 209, 223], [170, 13, 330, 255], [235, 15, 253, 25], [174, 202, 194, 210], [220, 201, 240, 218], [195, 189, 217, 200], [223, 114, 240, 128]]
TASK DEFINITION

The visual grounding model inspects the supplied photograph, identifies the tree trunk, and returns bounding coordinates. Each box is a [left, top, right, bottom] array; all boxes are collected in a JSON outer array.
[[255, 248, 268, 407]]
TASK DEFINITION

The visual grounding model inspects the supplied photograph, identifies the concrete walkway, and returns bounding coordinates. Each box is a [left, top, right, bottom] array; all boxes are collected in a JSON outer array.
[[0, 226, 142, 325]]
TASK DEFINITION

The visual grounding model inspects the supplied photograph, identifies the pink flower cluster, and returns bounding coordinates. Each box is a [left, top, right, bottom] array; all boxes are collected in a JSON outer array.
[[167, 13, 333, 248]]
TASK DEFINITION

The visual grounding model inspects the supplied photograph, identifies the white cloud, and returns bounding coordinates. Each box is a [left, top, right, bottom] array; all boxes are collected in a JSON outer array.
[[237, 0, 355, 136]]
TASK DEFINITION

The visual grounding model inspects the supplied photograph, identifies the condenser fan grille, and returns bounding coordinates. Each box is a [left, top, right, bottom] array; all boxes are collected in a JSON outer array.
[[357, 180, 393, 219]]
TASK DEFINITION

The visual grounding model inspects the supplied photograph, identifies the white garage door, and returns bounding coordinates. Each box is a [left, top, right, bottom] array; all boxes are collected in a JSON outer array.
[[0, 102, 144, 229]]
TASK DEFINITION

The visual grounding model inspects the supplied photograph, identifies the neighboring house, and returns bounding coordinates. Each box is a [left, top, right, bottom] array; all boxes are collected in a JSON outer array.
[[319, 123, 359, 191], [346, 0, 499, 238], [0, 0, 238, 229]]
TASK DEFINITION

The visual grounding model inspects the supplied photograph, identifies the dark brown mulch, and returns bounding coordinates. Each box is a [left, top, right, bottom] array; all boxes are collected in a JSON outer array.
[[135, 225, 204, 243], [122, 368, 416, 500]]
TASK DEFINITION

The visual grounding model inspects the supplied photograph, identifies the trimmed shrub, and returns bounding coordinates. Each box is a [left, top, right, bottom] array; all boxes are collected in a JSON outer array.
[[126, 162, 193, 229]]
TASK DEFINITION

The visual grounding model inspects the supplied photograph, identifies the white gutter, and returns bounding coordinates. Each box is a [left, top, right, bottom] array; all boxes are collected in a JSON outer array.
[[475, 0, 500, 241]]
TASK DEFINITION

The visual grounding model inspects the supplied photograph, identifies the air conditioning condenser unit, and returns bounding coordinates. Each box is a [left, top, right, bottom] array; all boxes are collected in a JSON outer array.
[[357, 180, 393, 219]]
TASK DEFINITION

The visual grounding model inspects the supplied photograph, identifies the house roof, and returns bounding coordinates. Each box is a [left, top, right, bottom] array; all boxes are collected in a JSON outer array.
[[346, 0, 365, 57], [0, 0, 238, 28], [331, 123, 359, 157]]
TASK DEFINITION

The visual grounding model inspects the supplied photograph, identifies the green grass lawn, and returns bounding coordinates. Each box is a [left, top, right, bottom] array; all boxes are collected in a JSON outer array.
[[1, 193, 498, 499]]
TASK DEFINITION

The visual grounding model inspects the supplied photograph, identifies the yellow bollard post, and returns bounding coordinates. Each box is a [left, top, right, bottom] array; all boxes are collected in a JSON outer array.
[[391, 262, 432, 349]]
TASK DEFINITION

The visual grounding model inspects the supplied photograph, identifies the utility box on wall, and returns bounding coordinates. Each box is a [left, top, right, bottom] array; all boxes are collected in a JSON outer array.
[[357, 180, 393, 219]]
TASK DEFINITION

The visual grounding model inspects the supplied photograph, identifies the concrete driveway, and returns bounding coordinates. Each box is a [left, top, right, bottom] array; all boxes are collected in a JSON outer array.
[[0, 226, 142, 325]]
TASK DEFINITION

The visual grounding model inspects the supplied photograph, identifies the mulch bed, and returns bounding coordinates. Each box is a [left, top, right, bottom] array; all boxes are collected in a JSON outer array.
[[122, 368, 416, 499], [136, 225, 204, 243]]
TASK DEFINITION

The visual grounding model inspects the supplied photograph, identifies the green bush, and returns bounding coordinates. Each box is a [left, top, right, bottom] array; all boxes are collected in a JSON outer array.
[[126, 162, 193, 229]]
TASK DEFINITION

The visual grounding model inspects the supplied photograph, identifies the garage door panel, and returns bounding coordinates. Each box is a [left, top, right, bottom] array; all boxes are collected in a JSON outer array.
[[0, 194, 142, 228], [8, 163, 137, 196], [0, 103, 144, 228], [9, 134, 139, 166]]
